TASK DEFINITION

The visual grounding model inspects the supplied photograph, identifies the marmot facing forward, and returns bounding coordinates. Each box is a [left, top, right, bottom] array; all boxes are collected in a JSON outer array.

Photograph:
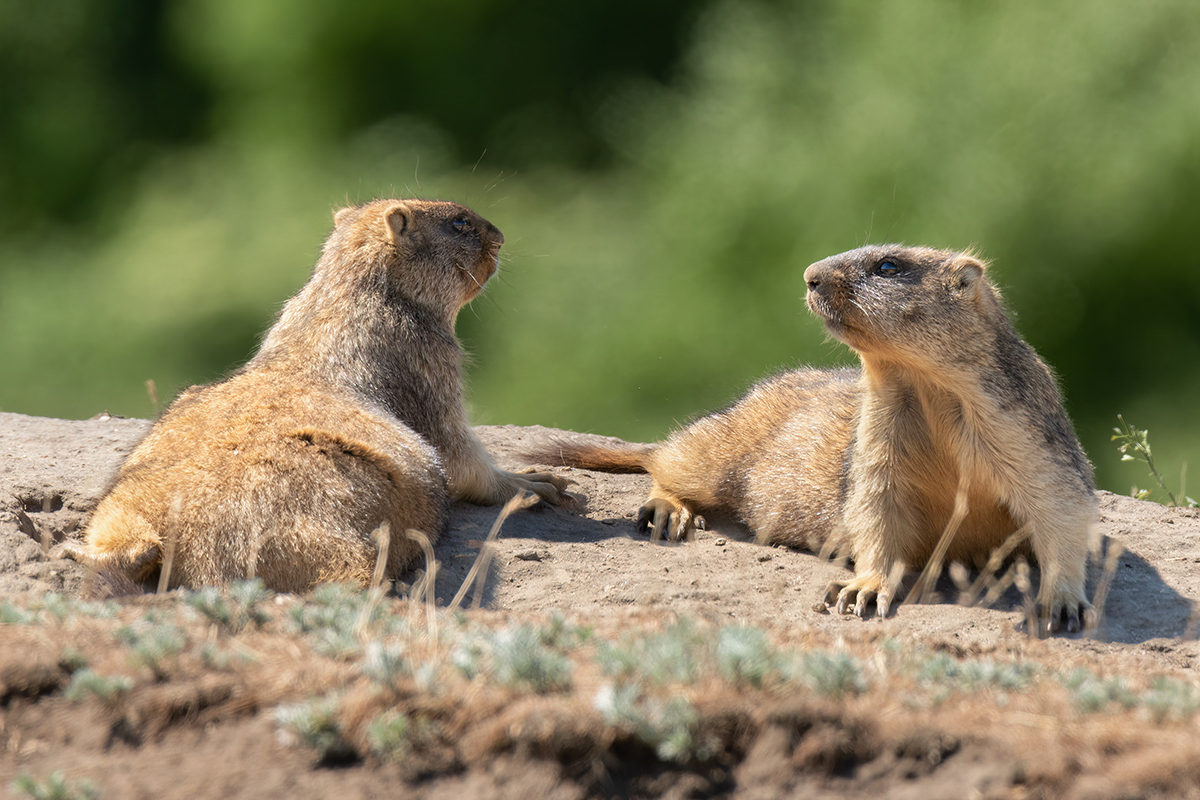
[[530, 245, 1096, 634], [62, 199, 572, 591]]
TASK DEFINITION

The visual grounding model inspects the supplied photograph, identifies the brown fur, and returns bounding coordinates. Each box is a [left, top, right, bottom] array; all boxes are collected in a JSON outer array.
[[60, 199, 571, 592], [529, 245, 1096, 634]]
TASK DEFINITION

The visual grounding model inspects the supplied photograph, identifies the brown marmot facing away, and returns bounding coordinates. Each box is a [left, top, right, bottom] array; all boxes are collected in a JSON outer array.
[[60, 199, 572, 592], [528, 245, 1096, 634]]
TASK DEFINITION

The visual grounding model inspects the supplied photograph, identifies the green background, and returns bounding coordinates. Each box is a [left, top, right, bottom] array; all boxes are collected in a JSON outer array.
[[2, 0, 1197, 500]]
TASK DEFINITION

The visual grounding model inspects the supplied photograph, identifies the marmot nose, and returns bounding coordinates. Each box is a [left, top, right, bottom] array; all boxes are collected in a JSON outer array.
[[803, 264, 822, 290]]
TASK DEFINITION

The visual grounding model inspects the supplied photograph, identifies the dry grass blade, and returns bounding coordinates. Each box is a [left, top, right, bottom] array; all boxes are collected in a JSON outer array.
[[980, 562, 1017, 609], [146, 378, 160, 417], [1185, 600, 1200, 641], [12, 503, 38, 540], [406, 529, 438, 644], [157, 496, 182, 594], [1089, 536, 1125, 632], [354, 522, 392, 637], [949, 562, 971, 593], [39, 496, 53, 558], [369, 521, 391, 591], [906, 478, 970, 606], [448, 491, 532, 612], [961, 522, 1033, 607], [1013, 557, 1038, 635]]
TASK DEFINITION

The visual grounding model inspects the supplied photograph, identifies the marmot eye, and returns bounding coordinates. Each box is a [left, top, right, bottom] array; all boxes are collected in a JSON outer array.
[[877, 261, 901, 276], [451, 217, 471, 233]]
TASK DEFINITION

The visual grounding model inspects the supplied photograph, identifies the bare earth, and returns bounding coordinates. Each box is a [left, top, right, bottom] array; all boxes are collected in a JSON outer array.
[[2, 411, 1200, 799]]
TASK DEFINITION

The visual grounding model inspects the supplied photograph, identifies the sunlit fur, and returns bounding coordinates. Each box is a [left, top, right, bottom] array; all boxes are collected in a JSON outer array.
[[63, 199, 571, 591], [530, 245, 1096, 632]]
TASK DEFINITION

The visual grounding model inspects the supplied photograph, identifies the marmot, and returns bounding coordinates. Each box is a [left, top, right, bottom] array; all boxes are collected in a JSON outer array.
[[60, 199, 572, 592], [529, 245, 1096, 634]]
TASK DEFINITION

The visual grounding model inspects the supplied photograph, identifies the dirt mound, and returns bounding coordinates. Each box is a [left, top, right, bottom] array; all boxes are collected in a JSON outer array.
[[2, 412, 1200, 799]]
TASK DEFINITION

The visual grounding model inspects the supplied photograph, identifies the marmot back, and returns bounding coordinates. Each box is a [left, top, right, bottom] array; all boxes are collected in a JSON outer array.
[[530, 245, 1096, 635], [63, 199, 572, 592]]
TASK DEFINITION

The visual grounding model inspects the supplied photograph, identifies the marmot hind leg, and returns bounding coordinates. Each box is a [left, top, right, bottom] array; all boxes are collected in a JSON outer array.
[[56, 538, 162, 585], [636, 482, 706, 542]]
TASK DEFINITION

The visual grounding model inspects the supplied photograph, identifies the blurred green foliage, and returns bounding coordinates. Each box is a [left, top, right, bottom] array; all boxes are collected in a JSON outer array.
[[1, 0, 1197, 495]]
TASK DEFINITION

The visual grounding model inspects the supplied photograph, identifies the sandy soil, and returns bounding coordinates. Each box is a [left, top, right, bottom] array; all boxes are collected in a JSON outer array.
[[2, 411, 1200, 799]]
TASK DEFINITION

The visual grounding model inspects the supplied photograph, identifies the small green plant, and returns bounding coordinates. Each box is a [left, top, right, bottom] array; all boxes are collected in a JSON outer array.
[[792, 651, 868, 698], [0, 600, 35, 625], [367, 709, 411, 760], [596, 620, 703, 686], [114, 621, 186, 679], [366, 709, 437, 761], [1141, 677, 1200, 723], [489, 625, 572, 693], [228, 578, 273, 625], [412, 661, 440, 694], [9, 771, 99, 800], [714, 625, 776, 688], [1112, 415, 1196, 507], [186, 588, 233, 627], [958, 660, 1040, 692], [539, 610, 593, 649], [915, 653, 1039, 694], [1061, 669, 1137, 713], [198, 641, 255, 670], [287, 582, 403, 658], [593, 682, 709, 762], [361, 640, 410, 687], [32, 594, 117, 623], [59, 647, 88, 673], [185, 579, 272, 632], [275, 697, 356, 764], [63, 669, 133, 705], [38, 594, 76, 623], [451, 632, 486, 680]]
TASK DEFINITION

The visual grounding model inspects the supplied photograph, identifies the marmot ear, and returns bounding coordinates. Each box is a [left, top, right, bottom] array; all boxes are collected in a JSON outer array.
[[949, 256, 985, 294], [384, 203, 414, 244], [333, 206, 355, 227]]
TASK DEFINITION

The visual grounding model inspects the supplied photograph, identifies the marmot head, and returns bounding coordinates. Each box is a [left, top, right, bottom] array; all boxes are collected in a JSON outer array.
[[325, 199, 504, 319], [804, 245, 1004, 368]]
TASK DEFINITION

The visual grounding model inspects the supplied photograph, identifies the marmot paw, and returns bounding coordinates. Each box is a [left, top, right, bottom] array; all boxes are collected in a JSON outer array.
[[636, 498, 703, 542], [1037, 593, 1096, 636], [823, 573, 895, 619], [52, 540, 90, 564], [512, 468, 579, 509]]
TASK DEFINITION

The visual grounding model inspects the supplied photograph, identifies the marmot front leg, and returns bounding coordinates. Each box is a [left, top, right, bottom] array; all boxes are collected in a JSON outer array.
[[449, 434, 577, 508], [1025, 499, 1096, 635], [501, 467, 578, 507], [823, 480, 914, 619], [824, 570, 899, 619]]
